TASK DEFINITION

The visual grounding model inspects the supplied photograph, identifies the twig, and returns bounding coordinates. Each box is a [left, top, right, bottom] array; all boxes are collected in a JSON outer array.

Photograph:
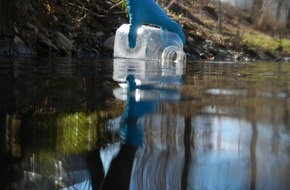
[[110, 0, 123, 9], [63, 2, 106, 18]]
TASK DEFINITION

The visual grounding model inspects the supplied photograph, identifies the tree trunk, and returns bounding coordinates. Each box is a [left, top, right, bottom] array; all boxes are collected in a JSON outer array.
[[251, 0, 264, 27], [275, 0, 284, 21], [286, 8, 290, 30], [0, 0, 15, 57]]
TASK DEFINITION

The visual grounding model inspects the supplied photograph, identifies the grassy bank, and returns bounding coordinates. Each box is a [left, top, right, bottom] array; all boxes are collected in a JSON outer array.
[[243, 32, 290, 55], [12, 0, 290, 59]]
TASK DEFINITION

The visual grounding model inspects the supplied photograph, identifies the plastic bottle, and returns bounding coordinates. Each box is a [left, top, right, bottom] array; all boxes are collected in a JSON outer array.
[[113, 58, 184, 102], [114, 24, 186, 62]]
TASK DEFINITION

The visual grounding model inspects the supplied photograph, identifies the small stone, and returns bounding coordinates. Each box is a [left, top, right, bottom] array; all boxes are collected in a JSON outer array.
[[199, 53, 207, 59], [53, 32, 75, 52], [96, 31, 104, 37], [26, 23, 38, 33], [37, 38, 59, 55], [67, 32, 73, 39], [92, 49, 100, 56], [14, 35, 32, 55], [52, 15, 58, 22], [103, 36, 115, 50]]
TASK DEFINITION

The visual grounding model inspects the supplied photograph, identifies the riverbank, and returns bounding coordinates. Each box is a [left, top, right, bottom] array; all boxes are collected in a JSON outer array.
[[12, 0, 290, 61]]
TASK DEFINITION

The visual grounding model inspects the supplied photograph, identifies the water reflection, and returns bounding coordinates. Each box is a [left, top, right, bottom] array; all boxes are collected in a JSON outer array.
[[0, 58, 118, 190], [107, 61, 290, 190], [0, 59, 290, 190], [112, 58, 184, 148], [86, 58, 185, 190]]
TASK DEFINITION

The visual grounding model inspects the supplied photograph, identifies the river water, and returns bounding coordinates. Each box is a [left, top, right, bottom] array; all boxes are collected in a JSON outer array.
[[0, 58, 290, 190]]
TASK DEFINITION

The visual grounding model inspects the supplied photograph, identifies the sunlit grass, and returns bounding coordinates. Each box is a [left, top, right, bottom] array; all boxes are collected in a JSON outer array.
[[112, 0, 127, 11], [243, 31, 290, 55]]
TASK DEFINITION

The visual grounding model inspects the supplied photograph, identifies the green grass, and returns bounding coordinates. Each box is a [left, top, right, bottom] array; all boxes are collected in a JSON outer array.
[[113, 0, 127, 11], [243, 31, 290, 55]]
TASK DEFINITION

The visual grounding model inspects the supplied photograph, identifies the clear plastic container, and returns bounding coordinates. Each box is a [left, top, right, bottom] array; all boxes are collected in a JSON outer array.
[[114, 24, 186, 62], [112, 58, 184, 101]]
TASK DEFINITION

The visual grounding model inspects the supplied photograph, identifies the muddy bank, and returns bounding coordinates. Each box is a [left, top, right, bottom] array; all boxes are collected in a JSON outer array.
[[7, 1, 290, 61]]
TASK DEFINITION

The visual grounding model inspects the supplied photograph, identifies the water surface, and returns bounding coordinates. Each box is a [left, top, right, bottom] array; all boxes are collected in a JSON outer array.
[[0, 58, 290, 190]]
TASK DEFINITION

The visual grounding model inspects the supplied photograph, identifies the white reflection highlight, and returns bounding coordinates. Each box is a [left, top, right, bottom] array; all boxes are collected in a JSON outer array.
[[206, 88, 248, 96]]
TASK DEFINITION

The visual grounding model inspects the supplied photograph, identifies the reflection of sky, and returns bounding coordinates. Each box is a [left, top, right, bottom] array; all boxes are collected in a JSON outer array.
[[129, 115, 290, 190], [110, 59, 290, 189], [193, 116, 252, 152], [190, 116, 251, 190]]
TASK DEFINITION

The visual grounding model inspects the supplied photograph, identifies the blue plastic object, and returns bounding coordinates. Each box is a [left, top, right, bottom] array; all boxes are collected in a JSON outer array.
[[120, 75, 157, 148], [126, 0, 186, 48]]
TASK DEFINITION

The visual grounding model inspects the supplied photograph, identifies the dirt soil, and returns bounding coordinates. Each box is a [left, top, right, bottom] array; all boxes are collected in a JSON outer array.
[[13, 0, 288, 60]]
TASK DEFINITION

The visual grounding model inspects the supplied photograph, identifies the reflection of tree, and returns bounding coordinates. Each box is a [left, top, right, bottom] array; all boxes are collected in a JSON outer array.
[[250, 120, 257, 190], [181, 116, 192, 189], [277, 63, 290, 130], [271, 63, 280, 154]]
